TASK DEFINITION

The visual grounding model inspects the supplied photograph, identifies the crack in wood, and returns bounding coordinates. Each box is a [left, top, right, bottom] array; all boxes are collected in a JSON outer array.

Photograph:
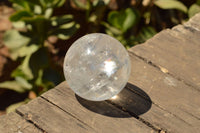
[[15, 109, 46, 133], [106, 90, 193, 133], [175, 25, 200, 33], [105, 100, 160, 132], [181, 109, 200, 121], [125, 85, 193, 126], [184, 15, 200, 32], [127, 52, 200, 126], [128, 51, 200, 93], [152, 102, 192, 126], [40, 95, 95, 131]]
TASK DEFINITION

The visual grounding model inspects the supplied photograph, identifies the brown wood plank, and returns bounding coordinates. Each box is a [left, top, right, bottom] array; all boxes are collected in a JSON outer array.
[[16, 97, 95, 133], [185, 13, 200, 31], [171, 25, 200, 47], [42, 81, 197, 133], [41, 82, 155, 133], [0, 112, 42, 133], [2, 13, 199, 133], [125, 53, 200, 131], [109, 87, 197, 133], [42, 51, 200, 133], [129, 27, 200, 90]]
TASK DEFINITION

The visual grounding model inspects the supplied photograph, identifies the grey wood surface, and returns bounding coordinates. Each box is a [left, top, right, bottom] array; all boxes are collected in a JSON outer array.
[[125, 54, 200, 132], [129, 20, 200, 90], [16, 97, 95, 133], [41, 82, 155, 133], [0, 13, 200, 133], [0, 112, 42, 133]]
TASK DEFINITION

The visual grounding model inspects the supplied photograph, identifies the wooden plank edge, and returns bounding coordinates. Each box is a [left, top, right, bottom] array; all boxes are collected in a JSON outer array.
[[128, 32, 200, 92], [41, 82, 157, 133], [41, 81, 196, 133], [16, 97, 95, 133], [15, 109, 47, 133], [0, 112, 43, 133], [184, 13, 200, 31], [128, 13, 200, 91]]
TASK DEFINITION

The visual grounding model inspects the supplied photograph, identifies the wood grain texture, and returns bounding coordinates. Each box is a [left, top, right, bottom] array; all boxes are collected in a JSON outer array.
[[126, 53, 200, 132], [41, 82, 155, 133], [0, 12, 200, 133], [0, 112, 42, 133], [108, 85, 198, 133], [16, 97, 95, 133], [129, 27, 200, 90], [184, 13, 200, 31]]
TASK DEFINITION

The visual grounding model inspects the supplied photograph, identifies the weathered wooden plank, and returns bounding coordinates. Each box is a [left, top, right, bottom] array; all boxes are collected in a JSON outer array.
[[42, 54, 200, 133], [16, 97, 95, 133], [41, 82, 155, 133], [184, 13, 200, 31], [0, 112, 42, 133], [50, 82, 197, 133], [2, 13, 198, 133], [129, 27, 200, 90], [171, 25, 200, 47], [125, 53, 200, 131], [39, 44, 200, 132], [109, 85, 197, 133]]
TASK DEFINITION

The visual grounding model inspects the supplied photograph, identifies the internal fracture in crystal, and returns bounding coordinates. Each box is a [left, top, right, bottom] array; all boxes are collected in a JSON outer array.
[[63, 33, 131, 101]]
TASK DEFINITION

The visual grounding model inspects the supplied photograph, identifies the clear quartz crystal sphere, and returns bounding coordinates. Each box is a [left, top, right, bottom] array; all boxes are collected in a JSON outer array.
[[63, 33, 131, 101]]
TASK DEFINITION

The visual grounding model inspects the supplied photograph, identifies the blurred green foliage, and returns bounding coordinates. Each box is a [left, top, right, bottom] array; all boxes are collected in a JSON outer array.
[[0, 0, 79, 112], [1, 0, 200, 112], [70, 0, 200, 48]]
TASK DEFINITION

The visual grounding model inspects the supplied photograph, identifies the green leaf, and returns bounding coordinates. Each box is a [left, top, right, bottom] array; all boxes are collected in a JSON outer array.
[[6, 100, 28, 114], [12, 21, 26, 29], [154, 0, 187, 13], [35, 69, 43, 86], [71, 0, 89, 10], [25, 0, 41, 6], [14, 44, 38, 58], [39, 0, 65, 8], [9, 45, 38, 60], [102, 22, 122, 35], [15, 76, 32, 89], [137, 26, 157, 43], [45, 8, 53, 18], [34, 5, 42, 14], [21, 16, 49, 44], [0, 80, 27, 93], [9, 0, 31, 11], [188, 4, 200, 18], [123, 8, 139, 31], [54, 0, 66, 7], [3, 30, 38, 60], [29, 47, 49, 76], [93, 0, 110, 6], [108, 8, 139, 32], [50, 22, 79, 40], [10, 10, 33, 22], [19, 54, 34, 79], [12, 46, 38, 79], [11, 68, 26, 79], [51, 15, 73, 26], [3, 30, 30, 50]]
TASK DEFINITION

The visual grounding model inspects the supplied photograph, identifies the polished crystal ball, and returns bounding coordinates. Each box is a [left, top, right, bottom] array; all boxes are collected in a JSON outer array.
[[63, 33, 131, 101]]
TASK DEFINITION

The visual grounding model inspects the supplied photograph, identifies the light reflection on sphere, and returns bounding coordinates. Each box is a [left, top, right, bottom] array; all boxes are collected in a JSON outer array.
[[63, 33, 131, 101]]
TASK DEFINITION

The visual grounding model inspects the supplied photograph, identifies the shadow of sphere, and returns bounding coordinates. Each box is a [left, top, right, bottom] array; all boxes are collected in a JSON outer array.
[[76, 83, 152, 118], [76, 94, 131, 118]]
